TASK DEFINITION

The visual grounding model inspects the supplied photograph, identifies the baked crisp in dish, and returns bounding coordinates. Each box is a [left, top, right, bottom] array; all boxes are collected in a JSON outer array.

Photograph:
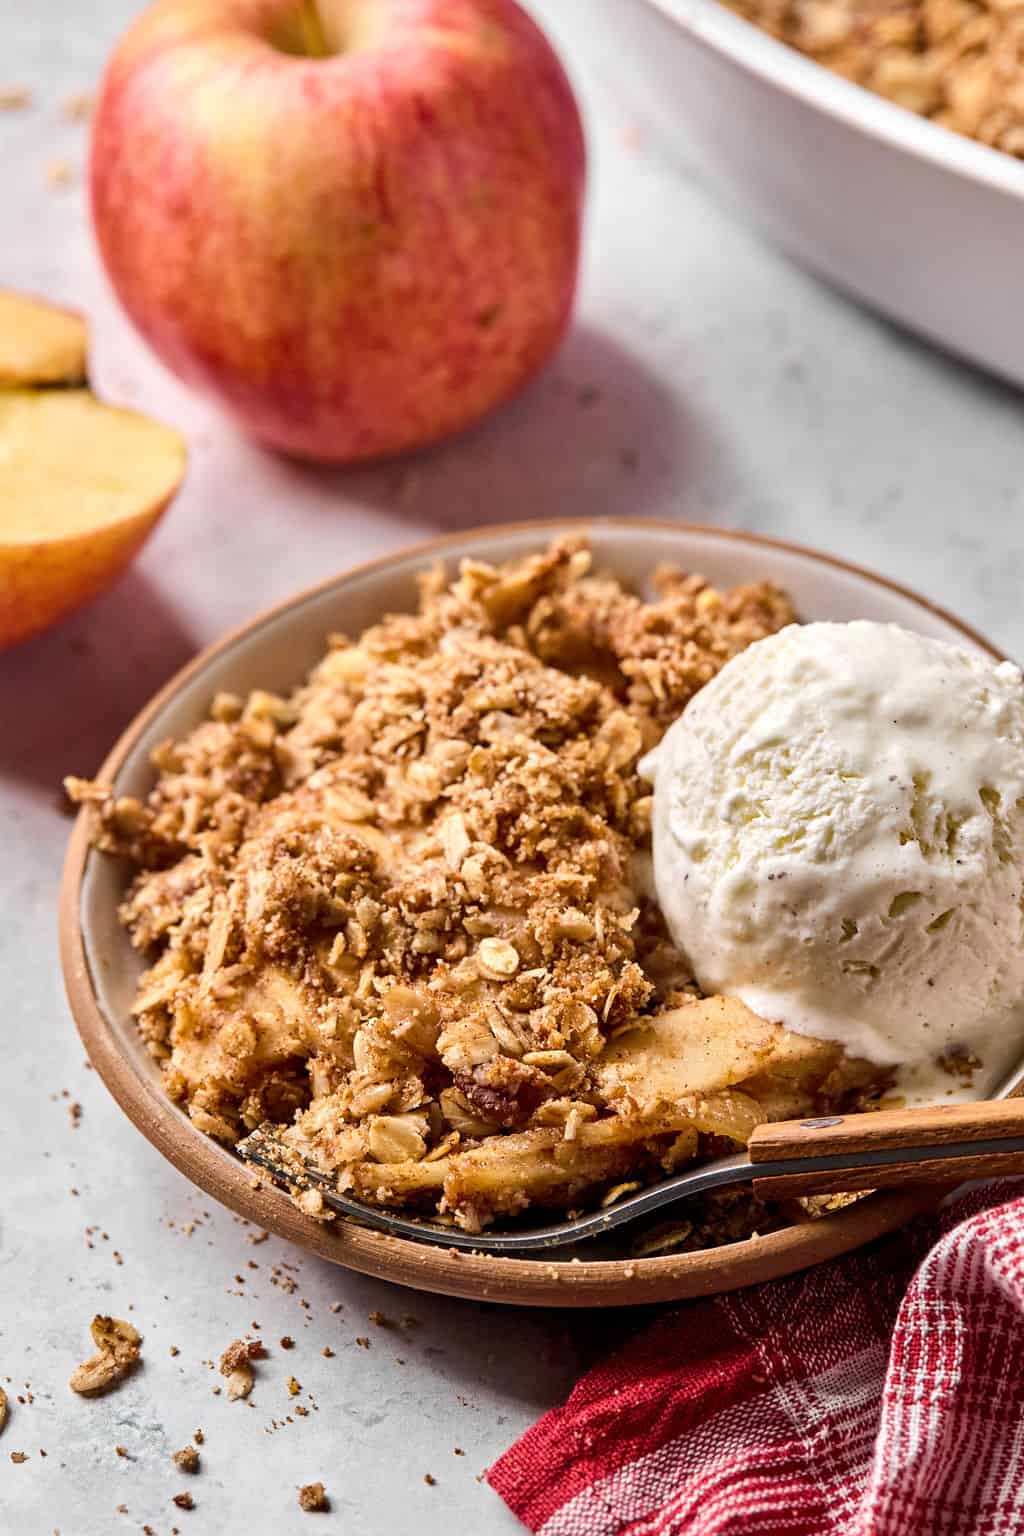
[[71, 540, 884, 1236], [723, 0, 1024, 158]]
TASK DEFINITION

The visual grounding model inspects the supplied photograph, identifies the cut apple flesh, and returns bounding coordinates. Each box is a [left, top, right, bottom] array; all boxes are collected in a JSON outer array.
[[0, 390, 185, 537], [0, 389, 186, 648], [0, 289, 89, 387]]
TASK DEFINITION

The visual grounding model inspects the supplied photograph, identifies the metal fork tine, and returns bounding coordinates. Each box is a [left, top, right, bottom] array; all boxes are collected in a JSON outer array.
[[235, 1124, 760, 1253], [237, 1105, 1024, 1255]]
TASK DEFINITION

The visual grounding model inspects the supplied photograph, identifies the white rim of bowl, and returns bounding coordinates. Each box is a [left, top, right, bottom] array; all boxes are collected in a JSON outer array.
[[642, 0, 1024, 200]]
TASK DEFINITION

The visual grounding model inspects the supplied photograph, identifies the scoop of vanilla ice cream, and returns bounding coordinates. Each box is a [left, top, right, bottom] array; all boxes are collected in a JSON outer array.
[[642, 621, 1024, 1101]]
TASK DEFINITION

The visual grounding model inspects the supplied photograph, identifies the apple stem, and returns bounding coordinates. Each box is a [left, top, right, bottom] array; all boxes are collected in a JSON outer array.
[[298, 0, 330, 58]]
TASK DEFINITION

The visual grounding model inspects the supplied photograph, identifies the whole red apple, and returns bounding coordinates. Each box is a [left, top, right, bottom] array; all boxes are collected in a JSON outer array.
[[90, 0, 585, 462]]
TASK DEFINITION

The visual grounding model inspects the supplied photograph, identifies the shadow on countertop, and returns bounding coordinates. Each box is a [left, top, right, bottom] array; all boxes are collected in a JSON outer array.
[[0, 569, 197, 799], [296, 1244, 665, 1417], [272, 322, 703, 533]]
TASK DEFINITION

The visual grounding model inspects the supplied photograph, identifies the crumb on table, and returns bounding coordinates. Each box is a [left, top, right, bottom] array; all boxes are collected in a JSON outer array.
[[298, 1482, 329, 1512]]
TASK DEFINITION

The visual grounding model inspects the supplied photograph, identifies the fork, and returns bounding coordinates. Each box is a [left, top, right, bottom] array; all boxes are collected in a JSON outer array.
[[237, 1071, 1024, 1254]]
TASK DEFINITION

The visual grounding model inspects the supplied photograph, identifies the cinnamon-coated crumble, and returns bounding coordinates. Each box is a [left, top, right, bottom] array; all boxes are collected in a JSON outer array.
[[71, 538, 880, 1239]]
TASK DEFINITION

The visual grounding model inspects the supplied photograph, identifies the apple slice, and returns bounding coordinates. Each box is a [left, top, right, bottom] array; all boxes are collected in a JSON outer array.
[[0, 389, 187, 649], [0, 289, 89, 386]]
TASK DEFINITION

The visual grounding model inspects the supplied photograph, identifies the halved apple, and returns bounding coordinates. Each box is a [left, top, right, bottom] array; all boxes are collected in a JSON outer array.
[[0, 389, 187, 649], [0, 289, 89, 386]]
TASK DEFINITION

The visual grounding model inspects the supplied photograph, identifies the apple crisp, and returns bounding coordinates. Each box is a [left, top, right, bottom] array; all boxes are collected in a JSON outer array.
[[71, 538, 883, 1236], [723, 0, 1024, 157]]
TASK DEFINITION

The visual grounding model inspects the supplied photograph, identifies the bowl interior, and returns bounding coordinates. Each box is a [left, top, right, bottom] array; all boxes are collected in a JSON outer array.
[[73, 521, 1001, 1301]]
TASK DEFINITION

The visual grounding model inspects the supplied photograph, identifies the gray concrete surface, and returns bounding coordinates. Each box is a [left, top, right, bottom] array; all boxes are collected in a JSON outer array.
[[3, 1, 1024, 1531]]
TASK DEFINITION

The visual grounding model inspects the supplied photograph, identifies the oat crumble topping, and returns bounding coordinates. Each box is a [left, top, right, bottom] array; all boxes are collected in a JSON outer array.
[[723, 0, 1024, 158], [72, 538, 881, 1239]]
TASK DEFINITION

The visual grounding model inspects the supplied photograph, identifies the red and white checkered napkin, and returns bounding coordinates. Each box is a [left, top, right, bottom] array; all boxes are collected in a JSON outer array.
[[489, 1181, 1024, 1536]]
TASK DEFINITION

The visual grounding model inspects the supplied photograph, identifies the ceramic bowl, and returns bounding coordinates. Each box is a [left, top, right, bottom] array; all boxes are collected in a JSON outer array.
[[60, 519, 1000, 1306], [606, 0, 1024, 389]]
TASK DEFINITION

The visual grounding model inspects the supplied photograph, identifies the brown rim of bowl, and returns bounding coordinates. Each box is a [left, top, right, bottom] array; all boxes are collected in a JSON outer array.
[[59, 517, 998, 1307]]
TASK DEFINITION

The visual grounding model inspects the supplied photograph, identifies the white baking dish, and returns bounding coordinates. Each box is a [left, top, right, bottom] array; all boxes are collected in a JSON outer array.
[[608, 0, 1024, 387]]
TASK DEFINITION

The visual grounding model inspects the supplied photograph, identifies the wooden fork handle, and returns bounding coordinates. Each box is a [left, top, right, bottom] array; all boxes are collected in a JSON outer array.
[[751, 1097, 1024, 1160], [749, 1097, 1024, 1199]]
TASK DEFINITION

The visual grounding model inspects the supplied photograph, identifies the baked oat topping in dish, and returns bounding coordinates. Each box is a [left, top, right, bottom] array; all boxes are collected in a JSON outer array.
[[298, 1482, 329, 1512], [723, 0, 1024, 158], [70, 538, 885, 1239]]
